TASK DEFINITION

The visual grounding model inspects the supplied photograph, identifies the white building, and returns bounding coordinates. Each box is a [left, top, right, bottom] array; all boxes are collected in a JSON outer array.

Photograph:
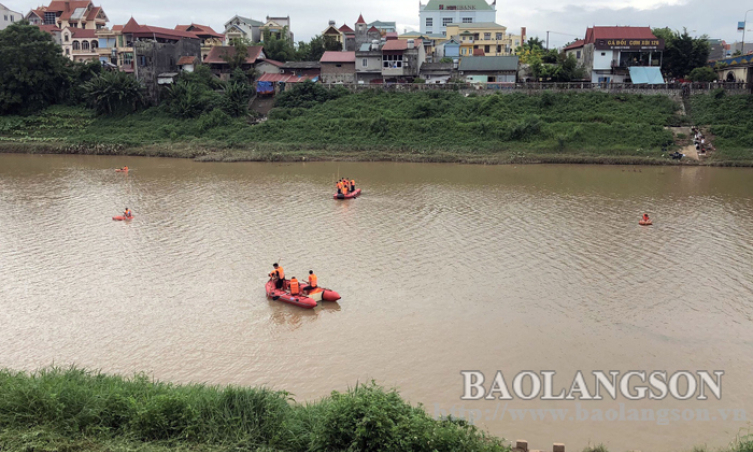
[[0, 3, 22, 30], [419, 0, 496, 36]]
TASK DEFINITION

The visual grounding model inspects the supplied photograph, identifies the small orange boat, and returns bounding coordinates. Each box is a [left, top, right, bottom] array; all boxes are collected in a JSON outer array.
[[639, 219, 652, 226]]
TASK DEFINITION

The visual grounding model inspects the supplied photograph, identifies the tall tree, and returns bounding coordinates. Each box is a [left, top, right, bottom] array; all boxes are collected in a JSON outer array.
[[0, 22, 71, 114], [653, 27, 710, 79], [261, 27, 296, 62]]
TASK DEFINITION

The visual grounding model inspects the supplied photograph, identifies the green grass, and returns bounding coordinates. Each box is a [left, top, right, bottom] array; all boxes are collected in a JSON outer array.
[[0, 367, 508, 452], [689, 94, 753, 162]]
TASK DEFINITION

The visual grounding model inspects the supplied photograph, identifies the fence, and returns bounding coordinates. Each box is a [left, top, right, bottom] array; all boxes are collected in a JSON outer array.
[[319, 82, 751, 96]]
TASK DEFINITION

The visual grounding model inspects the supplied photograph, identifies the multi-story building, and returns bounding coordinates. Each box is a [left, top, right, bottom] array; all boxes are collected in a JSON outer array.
[[419, 0, 496, 36], [565, 26, 664, 83], [261, 16, 293, 42], [322, 16, 388, 52], [175, 24, 224, 61], [26, 0, 108, 30], [368, 20, 396, 34], [224, 16, 264, 43], [1, 3, 22, 30], [60, 27, 98, 62], [445, 22, 523, 57]]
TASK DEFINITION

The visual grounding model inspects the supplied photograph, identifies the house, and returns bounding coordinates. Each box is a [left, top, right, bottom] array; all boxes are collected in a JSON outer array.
[[570, 26, 664, 84], [26, 0, 108, 30], [355, 40, 384, 84], [1, 3, 22, 30], [61, 27, 98, 61], [328, 15, 383, 52], [419, 62, 455, 83], [709, 55, 753, 84], [281, 61, 321, 78], [419, 0, 496, 36], [256, 58, 284, 75], [121, 17, 202, 98], [177, 55, 199, 72], [445, 23, 524, 57], [203, 45, 266, 80], [706, 39, 730, 60], [320, 51, 356, 83], [458, 55, 518, 82], [398, 32, 445, 62], [563, 39, 585, 64], [261, 16, 293, 42], [436, 38, 461, 60], [381, 38, 426, 83], [224, 16, 264, 44], [175, 24, 224, 61], [368, 20, 396, 34], [36, 24, 63, 45]]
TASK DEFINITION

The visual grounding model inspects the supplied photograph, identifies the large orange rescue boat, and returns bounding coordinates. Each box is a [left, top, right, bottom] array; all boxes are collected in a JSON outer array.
[[265, 279, 341, 309]]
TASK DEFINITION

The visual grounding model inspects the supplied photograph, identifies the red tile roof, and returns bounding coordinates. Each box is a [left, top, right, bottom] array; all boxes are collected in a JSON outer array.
[[175, 24, 224, 39], [204, 45, 264, 64], [584, 26, 657, 44], [121, 18, 199, 40], [320, 51, 356, 63], [37, 24, 61, 34], [356, 14, 366, 25], [564, 39, 584, 51], [42, 1, 105, 23], [112, 24, 123, 31], [28, 9, 44, 19], [177, 56, 198, 65], [69, 28, 97, 38], [339, 24, 354, 33], [385, 32, 398, 40], [382, 39, 421, 51]]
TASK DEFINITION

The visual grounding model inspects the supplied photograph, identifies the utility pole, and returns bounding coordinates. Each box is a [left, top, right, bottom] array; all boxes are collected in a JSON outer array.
[[546, 31, 549, 50], [743, 9, 753, 54]]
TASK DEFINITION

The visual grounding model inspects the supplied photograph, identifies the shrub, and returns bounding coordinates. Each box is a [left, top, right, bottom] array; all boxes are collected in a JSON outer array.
[[83, 71, 146, 116]]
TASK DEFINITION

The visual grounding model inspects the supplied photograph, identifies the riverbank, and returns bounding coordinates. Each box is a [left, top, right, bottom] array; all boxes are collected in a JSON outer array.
[[1, 368, 752, 452], [0, 91, 751, 166], [0, 367, 505, 452]]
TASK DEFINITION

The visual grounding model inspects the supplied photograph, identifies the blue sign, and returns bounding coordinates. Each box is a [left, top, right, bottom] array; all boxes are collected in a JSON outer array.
[[739, 21, 746, 31]]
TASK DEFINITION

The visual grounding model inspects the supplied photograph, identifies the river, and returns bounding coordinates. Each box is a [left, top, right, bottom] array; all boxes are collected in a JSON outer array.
[[1, 154, 752, 451]]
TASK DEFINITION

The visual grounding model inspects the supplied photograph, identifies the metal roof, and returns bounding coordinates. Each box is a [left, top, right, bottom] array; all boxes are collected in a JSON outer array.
[[459, 56, 519, 71], [628, 67, 665, 84]]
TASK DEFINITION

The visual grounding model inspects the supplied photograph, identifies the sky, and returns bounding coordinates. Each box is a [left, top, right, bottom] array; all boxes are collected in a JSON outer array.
[[9, 0, 752, 48]]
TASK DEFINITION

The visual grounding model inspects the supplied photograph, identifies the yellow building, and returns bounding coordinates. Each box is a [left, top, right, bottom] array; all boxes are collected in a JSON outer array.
[[445, 23, 524, 57]]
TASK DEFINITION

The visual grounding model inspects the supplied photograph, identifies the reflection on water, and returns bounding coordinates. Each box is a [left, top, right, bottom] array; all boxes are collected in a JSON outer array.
[[1, 155, 753, 451]]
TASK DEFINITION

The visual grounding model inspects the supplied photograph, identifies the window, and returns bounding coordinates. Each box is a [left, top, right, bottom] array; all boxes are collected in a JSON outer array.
[[122, 52, 133, 66], [426, 18, 433, 27], [64, 34, 69, 42], [497, 45, 502, 53], [484, 45, 490, 53], [82, 41, 89, 50], [3, 15, 7, 21], [382, 54, 403, 68], [91, 40, 98, 49], [10, 15, 14, 22], [462, 17, 472, 23], [442, 31, 446, 36], [72, 41, 80, 50], [81, 23, 86, 29], [601, 52, 606, 56], [44, 11, 55, 25], [484, 33, 491, 40], [65, 48, 69, 55], [442, 17, 452, 27], [362, 58, 368, 67], [495, 32, 503, 40], [336, 64, 342, 67], [138, 55, 147, 66], [576, 50, 582, 59]]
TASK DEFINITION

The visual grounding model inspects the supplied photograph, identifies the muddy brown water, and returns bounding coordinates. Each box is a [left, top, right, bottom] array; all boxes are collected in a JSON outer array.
[[1, 154, 752, 451]]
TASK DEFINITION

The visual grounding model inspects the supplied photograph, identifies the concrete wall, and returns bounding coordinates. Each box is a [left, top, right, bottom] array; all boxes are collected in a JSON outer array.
[[134, 38, 201, 100]]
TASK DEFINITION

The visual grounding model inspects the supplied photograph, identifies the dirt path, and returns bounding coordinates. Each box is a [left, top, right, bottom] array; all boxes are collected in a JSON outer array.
[[667, 126, 698, 160]]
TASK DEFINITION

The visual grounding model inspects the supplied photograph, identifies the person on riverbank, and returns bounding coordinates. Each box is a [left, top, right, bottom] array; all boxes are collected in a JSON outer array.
[[289, 277, 300, 295], [270, 263, 285, 289]]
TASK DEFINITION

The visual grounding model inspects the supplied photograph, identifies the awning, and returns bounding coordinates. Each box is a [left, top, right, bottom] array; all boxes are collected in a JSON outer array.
[[628, 67, 665, 84], [257, 73, 318, 83]]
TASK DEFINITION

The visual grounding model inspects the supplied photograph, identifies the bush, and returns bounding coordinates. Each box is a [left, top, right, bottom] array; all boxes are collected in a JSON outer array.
[[689, 67, 718, 83], [221, 82, 254, 117], [83, 71, 146, 116]]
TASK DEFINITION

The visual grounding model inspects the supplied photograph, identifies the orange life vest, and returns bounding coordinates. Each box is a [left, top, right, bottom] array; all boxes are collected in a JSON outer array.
[[270, 266, 284, 280], [350, 180, 355, 187], [290, 278, 300, 295], [308, 274, 318, 288]]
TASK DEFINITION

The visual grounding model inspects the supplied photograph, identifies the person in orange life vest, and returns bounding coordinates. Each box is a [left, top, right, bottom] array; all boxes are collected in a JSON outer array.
[[124, 207, 132, 218], [269, 263, 285, 289], [308, 270, 318, 289], [342, 178, 349, 195], [336, 181, 343, 195], [642, 213, 650, 222], [289, 277, 300, 296], [350, 179, 355, 192]]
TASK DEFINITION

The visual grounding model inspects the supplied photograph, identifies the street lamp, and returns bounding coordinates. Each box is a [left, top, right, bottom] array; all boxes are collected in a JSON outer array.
[[742, 9, 753, 53]]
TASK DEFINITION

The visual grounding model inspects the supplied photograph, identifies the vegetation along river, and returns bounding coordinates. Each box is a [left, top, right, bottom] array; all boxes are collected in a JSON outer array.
[[1, 154, 752, 451]]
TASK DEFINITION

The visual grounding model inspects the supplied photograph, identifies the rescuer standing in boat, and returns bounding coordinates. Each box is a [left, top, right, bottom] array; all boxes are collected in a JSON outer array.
[[269, 263, 285, 289]]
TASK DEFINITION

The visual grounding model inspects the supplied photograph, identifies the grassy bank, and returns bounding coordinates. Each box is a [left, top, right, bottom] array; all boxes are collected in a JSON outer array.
[[689, 93, 753, 163], [0, 367, 506, 452], [0, 91, 751, 165]]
